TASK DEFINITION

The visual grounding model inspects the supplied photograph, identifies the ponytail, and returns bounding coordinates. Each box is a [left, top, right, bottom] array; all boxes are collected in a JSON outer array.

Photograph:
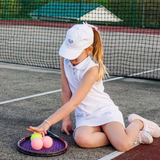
[[92, 28, 109, 81]]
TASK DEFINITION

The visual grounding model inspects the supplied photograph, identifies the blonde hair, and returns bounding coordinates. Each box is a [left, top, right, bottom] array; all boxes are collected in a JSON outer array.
[[91, 28, 109, 81]]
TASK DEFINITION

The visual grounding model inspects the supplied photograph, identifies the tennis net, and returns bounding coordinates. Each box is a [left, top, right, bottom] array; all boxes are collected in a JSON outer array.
[[0, 0, 159, 80]]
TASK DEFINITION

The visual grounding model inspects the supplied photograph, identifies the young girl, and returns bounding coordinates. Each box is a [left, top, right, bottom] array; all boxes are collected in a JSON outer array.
[[27, 23, 160, 152]]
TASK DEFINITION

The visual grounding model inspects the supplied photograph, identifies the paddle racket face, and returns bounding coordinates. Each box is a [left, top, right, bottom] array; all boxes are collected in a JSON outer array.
[[16, 130, 68, 156]]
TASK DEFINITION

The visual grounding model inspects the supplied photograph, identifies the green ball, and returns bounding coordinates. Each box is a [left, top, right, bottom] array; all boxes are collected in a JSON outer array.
[[30, 133, 42, 141]]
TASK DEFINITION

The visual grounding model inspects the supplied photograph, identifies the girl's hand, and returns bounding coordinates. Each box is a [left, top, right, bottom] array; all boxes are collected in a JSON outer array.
[[61, 120, 74, 135], [26, 121, 50, 135]]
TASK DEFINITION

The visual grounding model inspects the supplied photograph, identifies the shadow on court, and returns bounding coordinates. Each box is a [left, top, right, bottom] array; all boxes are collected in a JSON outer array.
[[0, 62, 160, 160]]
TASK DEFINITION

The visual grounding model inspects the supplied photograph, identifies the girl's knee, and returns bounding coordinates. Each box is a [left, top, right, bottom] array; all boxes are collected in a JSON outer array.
[[74, 132, 93, 148], [113, 139, 133, 152]]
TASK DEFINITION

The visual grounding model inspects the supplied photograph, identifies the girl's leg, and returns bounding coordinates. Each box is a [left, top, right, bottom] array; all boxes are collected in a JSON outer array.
[[128, 114, 160, 138], [102, 120, 143, 152], [74, 126, 110, 148]]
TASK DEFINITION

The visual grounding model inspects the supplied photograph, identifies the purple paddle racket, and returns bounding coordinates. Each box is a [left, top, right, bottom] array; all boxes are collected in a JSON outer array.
[[16, 130, 68, 156]]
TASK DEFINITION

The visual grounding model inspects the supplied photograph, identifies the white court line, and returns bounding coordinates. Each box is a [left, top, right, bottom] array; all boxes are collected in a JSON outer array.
[[0, 89, 61, 105], [103, 77, 124, 82], [0, 63, 61, 74], [98, 144, 138, 160], [129, 68, 160, 76], [103, 68, 160, 83], [98, 151, 124, 160]]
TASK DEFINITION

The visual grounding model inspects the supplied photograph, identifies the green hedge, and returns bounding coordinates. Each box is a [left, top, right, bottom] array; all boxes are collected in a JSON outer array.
[[0, 0, 159, 28]]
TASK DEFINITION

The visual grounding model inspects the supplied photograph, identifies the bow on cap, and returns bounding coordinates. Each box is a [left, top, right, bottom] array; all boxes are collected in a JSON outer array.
[[83, 22, 98, 31]]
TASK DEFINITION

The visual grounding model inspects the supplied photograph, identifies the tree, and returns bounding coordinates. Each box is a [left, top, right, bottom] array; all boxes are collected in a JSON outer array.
[[0, 0, 22, 19]]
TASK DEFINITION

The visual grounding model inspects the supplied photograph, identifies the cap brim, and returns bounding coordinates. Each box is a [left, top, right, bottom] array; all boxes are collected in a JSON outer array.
[[59, 41, 83, 60]]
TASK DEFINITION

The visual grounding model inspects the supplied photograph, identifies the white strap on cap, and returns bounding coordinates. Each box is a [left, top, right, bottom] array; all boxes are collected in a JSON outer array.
[[83, 22, 98, 31]]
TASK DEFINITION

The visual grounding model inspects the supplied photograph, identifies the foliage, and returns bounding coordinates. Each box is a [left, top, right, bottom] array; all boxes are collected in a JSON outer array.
[[0, 0, 22, 18], [0, 0, 159, 28]]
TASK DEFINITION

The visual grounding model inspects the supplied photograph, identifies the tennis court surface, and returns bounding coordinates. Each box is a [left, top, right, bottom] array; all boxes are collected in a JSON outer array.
[[0, 1, 160, 159], [0, 63, 160, 160]]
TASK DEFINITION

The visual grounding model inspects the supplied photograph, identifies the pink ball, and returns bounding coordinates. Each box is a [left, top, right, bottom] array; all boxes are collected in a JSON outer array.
[[31, 138, 43, 150], [42, 136, 53, 148]]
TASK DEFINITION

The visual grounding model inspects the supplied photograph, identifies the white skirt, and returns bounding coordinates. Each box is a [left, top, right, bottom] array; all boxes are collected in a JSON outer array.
[[75, 105, 125, 129]]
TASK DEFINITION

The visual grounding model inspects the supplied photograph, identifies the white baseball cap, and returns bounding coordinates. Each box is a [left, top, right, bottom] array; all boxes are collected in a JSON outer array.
[[59, 24, 94, 60]]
